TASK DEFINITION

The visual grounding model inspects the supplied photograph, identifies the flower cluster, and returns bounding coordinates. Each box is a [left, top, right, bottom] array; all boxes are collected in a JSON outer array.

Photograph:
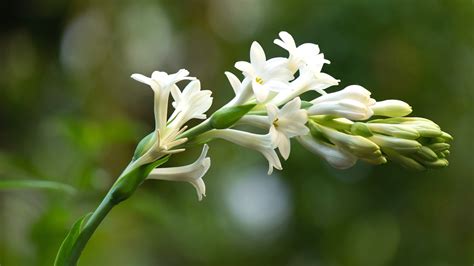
[[130, 31, 452, 200], [130, 70, 213, 199]]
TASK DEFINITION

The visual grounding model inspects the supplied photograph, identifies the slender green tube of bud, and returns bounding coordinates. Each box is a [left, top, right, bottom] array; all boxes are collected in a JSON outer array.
[[312, 122, 381, 159], [369, 134, 421, 153], [210, 104, 256, 129], [366, 123, 420, 139]]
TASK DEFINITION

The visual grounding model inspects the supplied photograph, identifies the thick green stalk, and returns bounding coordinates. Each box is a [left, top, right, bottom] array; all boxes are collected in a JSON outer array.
[[64, 192, 116, 265]]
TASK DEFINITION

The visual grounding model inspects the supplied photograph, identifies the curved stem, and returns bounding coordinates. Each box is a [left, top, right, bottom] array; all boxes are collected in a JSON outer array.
[[65, 192, 116, 265]]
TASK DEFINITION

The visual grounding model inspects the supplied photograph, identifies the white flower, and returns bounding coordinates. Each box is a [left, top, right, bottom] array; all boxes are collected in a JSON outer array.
[[308, 85, 375, 120], [130, 69, 196, 167], [267, 97, 309, 160], [131, 69, 195, 132], [168, 80, 213, 129], [235, 41, 293, 102], [274, 31, 330, 74], [202, 129, 282, 175], [224, 71, 243, 96], [370, 100, 412, 117], [147, 144, 211, 201], [297, 134, 357, 169]]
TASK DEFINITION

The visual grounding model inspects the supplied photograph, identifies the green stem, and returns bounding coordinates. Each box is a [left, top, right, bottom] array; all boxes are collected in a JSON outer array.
[[177, 119, 213, 140], [65, 192, 116, 265]]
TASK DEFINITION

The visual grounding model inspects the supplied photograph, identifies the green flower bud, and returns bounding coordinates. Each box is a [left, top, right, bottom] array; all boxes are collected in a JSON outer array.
[[210, 104, 256, 129], [315, 123, 381, 159], [408, 123, 442, 137], [384, 148, 426, 171], [421, 158, 449, 168], [361, 155, 387, 165], [369, 134, 421, 153], [368, 117, 431, 124], [441, 132, 453, 142], [416, 146, 438, 162], [441, 150, 450, 157], [428, 143, 450, 152], [366, 123, 420, 139]]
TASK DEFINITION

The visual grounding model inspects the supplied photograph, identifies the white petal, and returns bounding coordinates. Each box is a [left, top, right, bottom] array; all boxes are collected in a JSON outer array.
[[297, 135, 357, 169], [131, 74, 159, 91], [235, 61, 255, 76], [263, 148, 282, 175], [225, 71, 242, 95], [280, 97, 301, 114], [252, 80, 269, 102], [264, 80, 290, 92], [298, 43, 320, 57], [266, 104, 279, 123], [277, 31, 296, 51], [202, 129, 281, 175], [250, 41, 266, 68], [277, 133, 291, 160], [189, 177, 206, 201], [147, 145, 211, 200]]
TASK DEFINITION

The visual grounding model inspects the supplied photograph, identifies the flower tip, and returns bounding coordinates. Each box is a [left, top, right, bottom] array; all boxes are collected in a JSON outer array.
[[130, 73, 149, 83]]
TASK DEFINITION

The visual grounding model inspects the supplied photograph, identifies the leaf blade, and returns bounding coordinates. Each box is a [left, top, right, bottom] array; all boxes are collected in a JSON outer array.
[[54, 212, 92, 266], [0, 179, 76, 194]]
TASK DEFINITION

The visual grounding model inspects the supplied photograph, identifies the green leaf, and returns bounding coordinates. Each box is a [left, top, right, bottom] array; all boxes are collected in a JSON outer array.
[[54, 212, 92, 266], [0, 179, 76, 194]]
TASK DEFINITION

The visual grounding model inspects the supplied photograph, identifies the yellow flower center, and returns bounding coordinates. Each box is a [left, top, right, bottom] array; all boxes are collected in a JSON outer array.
[[273, 118, 279, 127], [255, 77, 264, 85]]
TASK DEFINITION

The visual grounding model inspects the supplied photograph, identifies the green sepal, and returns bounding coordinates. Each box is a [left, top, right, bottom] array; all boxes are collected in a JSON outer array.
[[210, 104, 256, 129], [310, 115, 352, 131], [307, 120, 330, 142], [300, 101, 313, 109], [110, 155, 170, 204], [351, 122, 373, 137], [54, 212, 93, 266], [132, 132, 155, 161]]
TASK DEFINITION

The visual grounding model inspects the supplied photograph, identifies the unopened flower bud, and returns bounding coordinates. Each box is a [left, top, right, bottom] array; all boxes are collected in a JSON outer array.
[[366, 123, 420, 139], [428, 143, 450, 152], [416, 146, 438, 162], [314, 123, 381, 159], [309, 85, 375, 120], [369, 134, 421, 153], [371, 100, 412, 117], [210, 104, 256, 129], [383, 148, 426, 171], [297, 135, 357, 169]]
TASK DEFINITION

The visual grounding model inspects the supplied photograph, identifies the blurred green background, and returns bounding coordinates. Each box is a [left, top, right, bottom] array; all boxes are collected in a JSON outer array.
[[1, 0, 473, 265]]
